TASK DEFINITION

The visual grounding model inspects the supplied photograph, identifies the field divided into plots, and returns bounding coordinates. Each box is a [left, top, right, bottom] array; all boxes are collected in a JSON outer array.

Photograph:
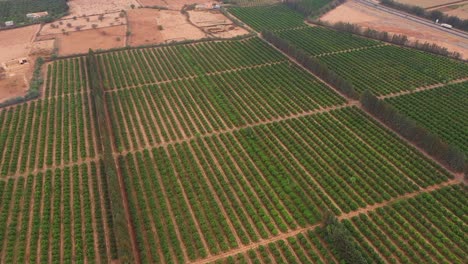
[[318, 45, 468, 95], [97, 38, 286, 90], [211, 184, 467, 264], [345, 184, 467, 264], [0, 92, 97, 177], [119, 107, 453, 263], [386, 82, 468, 154], [229, 5, 468, 96], [106, 62, 346, 151], [0, 162, 116, 263], [45, 57, 88, 97], [0, 34, 465, 264]]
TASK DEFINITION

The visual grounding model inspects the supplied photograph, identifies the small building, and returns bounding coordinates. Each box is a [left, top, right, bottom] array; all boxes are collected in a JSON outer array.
[[26, 11, 49, 19], [18, 58, 28, 65], [5, 21, 14, 27]]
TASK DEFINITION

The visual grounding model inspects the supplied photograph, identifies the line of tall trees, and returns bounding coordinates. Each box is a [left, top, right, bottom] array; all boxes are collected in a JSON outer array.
[[380, 0, 468, 32], [284, 0, 346, 18], [87, 49, 136, 263], [262, 30, 359, 99], [361, 90, 466, 172], [314, 21, 463, 60], [320, 212, 367, 264]]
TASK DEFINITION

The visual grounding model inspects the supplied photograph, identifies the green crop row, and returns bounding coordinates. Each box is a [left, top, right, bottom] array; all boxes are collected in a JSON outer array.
[[97, 37, 285, 90], [0, 162, 113, 263], [318, 45, 468, 95], [275, 26, 381, 56], [106, 62, 345, 151], [229, 5, 306, 31], [0, 92, 96, 177], [386, 81, 468, 154], [345, 185, 467, 264]]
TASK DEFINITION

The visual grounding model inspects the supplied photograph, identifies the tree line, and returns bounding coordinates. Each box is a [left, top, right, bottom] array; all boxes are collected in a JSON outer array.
[[87, 49, 136, 263], [262, 30, 359, 99], [314, 21, 463, 60], [380, 0, 468, 32], [361, 90, 466, 173], [320, 212, 367, 263]]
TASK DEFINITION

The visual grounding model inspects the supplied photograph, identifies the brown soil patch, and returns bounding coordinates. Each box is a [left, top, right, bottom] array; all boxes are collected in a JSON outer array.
[[0, 73, 28, 103], [139, 0, 218, 10], [0, 25, 39, 63], [127, 8, 164, 46], [0, 25, 42, 102], [394, 0, 458, 8], [320, 0, 468, 58], [43, 26, 126, 56], [188, 10, 249, 38], [147, 10, 206, 43], [435, 3, 468, 19], [40, 12, 126, 35], [66, 0, 141, 17]]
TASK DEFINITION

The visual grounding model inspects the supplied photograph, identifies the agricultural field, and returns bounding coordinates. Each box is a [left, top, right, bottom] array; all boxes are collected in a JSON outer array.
[[229, 5, 306, 31], [119, 106, 453, 262], [97, 38, 285, 90], [386, 82, 468, 154], [275, 26, 382, 56], [0, 163, 116, 263], [0, 23, 466, 264], [106, 62, 346, 150], [345, 184, 467, 264], [318, 45, 468, 95]]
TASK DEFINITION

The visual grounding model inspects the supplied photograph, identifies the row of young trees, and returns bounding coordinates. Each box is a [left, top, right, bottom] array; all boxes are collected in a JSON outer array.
[[262, 30, 359, 99], [361, 90, 466, 173], [87, 49, 136, 263], [380, 0, 468, 32], [314, 21, 463, 59]]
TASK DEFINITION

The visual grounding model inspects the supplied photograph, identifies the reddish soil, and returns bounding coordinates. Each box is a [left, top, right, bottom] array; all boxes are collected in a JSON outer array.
[[151, 10, 206, 42], [40, 12, 127, 36], [127, 8, 164, 46], [394, 0, 459, 8], [320, 0, 468, 58], [434, 3, 468, 19], [40, 26, 126, 56], [188, 10, 249, 38], [0, 25, 39, 63], [66, 0, 141, 17], [139, 0, 218, 10]]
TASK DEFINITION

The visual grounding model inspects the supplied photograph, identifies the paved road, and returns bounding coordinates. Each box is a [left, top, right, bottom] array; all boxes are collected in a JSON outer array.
[[356, 0, 468, 40]]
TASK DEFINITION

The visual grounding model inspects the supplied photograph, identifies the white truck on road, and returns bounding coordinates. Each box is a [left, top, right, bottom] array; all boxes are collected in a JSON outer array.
[[441, 23, 453, 29]]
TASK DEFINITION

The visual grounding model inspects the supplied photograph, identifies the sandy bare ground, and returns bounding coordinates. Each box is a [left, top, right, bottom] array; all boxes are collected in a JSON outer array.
[[321, 0, 468, 58], [0, 25, 44, 102], [394, 0, 459, 8], [434, 3, 468, 19], [188, 10, 249, 38], [152, 10, 207, 42], [66, 0, 140, 17], [40, 12, 126, 35], [127, 8, 164, 46], [0, 25, 39, 63], [40, 26, 126, 56], [139, 0, 218, 10]]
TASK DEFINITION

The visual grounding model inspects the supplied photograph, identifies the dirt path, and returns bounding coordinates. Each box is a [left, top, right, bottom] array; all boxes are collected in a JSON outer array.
[[425, 0, 468, 10], [314, 43, 388, 57], [190, 179, 460, 264], [379, 76, 468, 99]]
